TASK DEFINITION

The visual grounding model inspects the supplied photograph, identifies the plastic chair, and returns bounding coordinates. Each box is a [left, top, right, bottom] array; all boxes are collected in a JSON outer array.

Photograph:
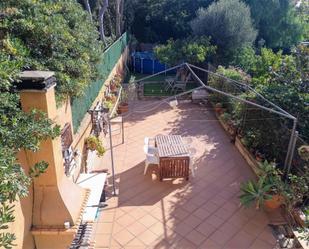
[[143, 145, 159, 175], [182, 137, 193, 145], [144, 137, 155, 146]]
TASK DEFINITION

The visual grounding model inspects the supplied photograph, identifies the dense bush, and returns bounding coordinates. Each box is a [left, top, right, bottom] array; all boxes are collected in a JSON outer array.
[[154, 36, 216, 66], [126, 0, 213, 43], [244, 0, 305, 50], [210, 46, 309, 166], [1, 0, 103, 101], [190, 0, 257, 62]]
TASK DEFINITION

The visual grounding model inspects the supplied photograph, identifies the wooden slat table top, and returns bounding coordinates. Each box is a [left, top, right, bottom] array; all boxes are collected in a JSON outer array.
[[155, 135, 189, 158]]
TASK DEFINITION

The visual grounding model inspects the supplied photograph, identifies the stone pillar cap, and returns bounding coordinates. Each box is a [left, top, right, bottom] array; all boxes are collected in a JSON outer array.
[[16, 70, 56, 91], [19, 70, 55, 80]]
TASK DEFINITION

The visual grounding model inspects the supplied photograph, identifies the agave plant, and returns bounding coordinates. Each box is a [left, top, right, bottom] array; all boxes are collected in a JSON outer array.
[[240, 176, 274, 209], [240, 161, 286, 209]]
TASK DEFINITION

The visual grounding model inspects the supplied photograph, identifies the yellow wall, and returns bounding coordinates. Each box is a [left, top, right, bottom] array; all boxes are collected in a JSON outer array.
[[6, 150, 35, 249], [9, 46, 128, 249]]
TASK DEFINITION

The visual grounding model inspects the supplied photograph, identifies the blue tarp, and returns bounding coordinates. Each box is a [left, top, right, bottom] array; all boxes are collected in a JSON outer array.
[[131, 51, 167, 74]]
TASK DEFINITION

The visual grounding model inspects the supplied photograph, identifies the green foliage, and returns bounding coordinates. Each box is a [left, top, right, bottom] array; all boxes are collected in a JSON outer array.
[[154, 36, 216, 66], [297, 1, 309, 41], [298, 146, 309, 161], [231, 47, 309, 147], [191, 0, 257, 62], [220, 112, 231, 123], [1, 0, 103, 100], [240, 161, 285, 209], [86, 136, 106, 157], [208, 66, 250, 110], [244, 0, 305, 49], [126, 0, 214, 43], [232, 46, 257, 74], [240, 177, 273, 209]]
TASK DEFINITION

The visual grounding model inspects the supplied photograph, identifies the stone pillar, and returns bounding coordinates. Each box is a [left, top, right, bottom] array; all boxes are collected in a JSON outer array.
[[17, 71, 87, 249]]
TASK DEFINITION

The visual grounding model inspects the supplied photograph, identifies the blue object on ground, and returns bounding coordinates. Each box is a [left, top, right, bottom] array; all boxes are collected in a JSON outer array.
[[131, 51, 168, 74]]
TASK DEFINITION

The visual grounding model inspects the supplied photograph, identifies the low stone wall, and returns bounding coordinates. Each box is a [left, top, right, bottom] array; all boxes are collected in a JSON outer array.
[[234, 137, 260, 177], [211, 105, 260, 178]]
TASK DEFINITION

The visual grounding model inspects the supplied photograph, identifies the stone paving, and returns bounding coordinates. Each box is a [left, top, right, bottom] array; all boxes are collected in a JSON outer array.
[[90, 100, 277, 249]]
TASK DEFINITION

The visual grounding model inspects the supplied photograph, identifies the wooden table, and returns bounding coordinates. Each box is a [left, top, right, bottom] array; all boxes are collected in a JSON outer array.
[[155, 135, 190, 181]]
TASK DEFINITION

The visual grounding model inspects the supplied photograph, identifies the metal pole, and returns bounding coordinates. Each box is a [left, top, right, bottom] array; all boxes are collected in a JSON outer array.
[[286, 130, 298, 176], [107, 116, 117, 196], [284, 119, 297, 172], [285, 126, 298, 176], [121, 117, 124, 144]]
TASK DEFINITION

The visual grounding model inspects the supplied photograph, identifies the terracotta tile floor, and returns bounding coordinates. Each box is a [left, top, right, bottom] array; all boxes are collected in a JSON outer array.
[[91, 100, 277, 249]]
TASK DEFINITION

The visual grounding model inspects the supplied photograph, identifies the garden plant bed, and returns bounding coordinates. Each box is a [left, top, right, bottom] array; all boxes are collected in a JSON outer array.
[[210, 101, 261, 177], [235, 136, 261, 177]]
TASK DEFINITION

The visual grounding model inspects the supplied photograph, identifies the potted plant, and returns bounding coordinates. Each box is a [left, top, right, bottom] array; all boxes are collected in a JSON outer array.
[[298, 145, 309, 161], [255, 151, 264, 162], [85, 136, 106, 157], [118, 90, 129, 114], [285, 146, 309, 227], [105, 94, 117, 103], [103, 100, 113, 111], [215, 102, 223, 114], [109, 80, 118, 93], [240, 161, 286, 210]]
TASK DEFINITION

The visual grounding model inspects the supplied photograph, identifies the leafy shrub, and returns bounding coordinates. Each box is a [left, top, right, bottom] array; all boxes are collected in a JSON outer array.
[[154, 36, 216, 66], [1, 0, 103, 100], [86, 136, 106, 157]]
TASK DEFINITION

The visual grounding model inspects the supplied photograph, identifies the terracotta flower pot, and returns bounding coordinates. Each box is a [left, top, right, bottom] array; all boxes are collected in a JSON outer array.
[[110, 84, 117, 92], [118, 102, 128, 113], [264, 194, 284, 210]]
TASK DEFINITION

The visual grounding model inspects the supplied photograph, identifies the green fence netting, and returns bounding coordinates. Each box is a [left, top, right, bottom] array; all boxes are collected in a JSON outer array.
[[71, 32, 128, 133]]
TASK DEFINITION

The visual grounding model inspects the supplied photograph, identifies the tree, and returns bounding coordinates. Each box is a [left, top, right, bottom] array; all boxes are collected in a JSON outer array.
[[115, 0, 124, 37], [154, 36, 216, 66], [232, 46, 258, 74], [126, 0, 214, 43], [244, 0, 304, 50], [190, 0, 257, 63], [1, 0, 103, 101], [296, 0, 309, 41]]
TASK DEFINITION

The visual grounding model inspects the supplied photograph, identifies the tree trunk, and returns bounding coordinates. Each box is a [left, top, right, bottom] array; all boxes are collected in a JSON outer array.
[[115, 0, 123, 37], [119, 0, 124, 34], [99, 0, 109, 46], [83, 0, 93, 22]]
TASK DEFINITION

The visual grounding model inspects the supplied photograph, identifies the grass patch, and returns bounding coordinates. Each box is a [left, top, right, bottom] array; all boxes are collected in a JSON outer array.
[[144, 82, 199, 96], [127, 72, 199, 96]]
